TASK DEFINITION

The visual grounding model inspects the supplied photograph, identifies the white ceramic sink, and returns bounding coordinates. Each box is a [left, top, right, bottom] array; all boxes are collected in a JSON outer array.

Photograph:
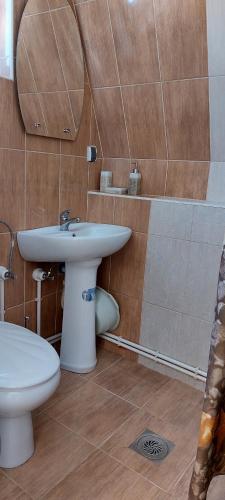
[[17, 222, 132, 375], [17, 223, 131, 262]]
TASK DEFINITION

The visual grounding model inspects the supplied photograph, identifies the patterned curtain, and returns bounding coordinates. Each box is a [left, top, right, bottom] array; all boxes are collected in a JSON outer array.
[[189, 243, 225, 499]]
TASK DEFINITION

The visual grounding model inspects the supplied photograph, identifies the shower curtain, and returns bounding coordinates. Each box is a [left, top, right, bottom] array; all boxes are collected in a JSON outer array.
[[189, 240, 225, 499]]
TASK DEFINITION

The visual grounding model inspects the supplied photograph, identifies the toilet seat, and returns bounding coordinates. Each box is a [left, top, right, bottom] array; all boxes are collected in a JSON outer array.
[[0, 322, 60, 390]]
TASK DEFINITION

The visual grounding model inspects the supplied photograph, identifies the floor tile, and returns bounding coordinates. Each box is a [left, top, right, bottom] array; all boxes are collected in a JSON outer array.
[[80, 346, 121, 379], [46, 381, 136, 446], [43, 449, 138, 500], [120, 477, 169, 500], [93, 358, 169, 407], [39, 370, 87, 412], [6, 414, 94, 498], [144, 378, 203, 428], [101, 408, 199, 491], [172, 462, 194, 499], [0, 471, 31, 499]]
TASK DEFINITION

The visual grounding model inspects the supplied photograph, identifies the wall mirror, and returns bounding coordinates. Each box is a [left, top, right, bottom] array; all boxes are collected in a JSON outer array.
[[16, 0, 84, 141]]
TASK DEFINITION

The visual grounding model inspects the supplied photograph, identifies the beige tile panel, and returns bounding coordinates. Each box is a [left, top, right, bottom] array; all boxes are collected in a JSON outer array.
[[163, 79, 210, 161], [25, 151, 60, 229], [7, 413, 94, 498], [110, 232, 147, 298], [154, 0, 208, 80], [122, 84, 166, 159], [93, 87, 129, 158], [76, 0, 119, 88], [165, 161, 209, 199], [109, 0, 160, 85]]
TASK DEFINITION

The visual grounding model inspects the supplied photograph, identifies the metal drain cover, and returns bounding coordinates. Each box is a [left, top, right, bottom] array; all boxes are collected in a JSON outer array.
[[129, 429, 174, 462]]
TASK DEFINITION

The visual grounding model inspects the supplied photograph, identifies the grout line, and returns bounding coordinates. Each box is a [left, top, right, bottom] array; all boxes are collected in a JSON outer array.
[[91, 76, 209, 91], [89, 380, 140, 409]]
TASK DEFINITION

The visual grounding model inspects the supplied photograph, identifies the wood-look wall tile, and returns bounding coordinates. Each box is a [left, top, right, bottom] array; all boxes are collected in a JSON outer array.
[[109, 0, 160, 85], [0, 149, 25, 231], [51, 6, 84, 91], [165, 161, 209, 200], [60, 156, 88, 220], [25, 262, 58, 302], [26, 152, 60, 229], [88, 159, 102, 191], [111, 291, 142, 344], [26, 133, 60, 154], [0, 235, 25, 308], [93, 87, 129, 158], [114, 198, 150, 233], [87, 194, 114, 224], [163, 79, 210, 161], [137, 159, 167, 196], [76, 0, 119, 88], [61, 82, 91, 156], [19, 93, 47, 136], [0, 79, 25, 149], [154, 0, 208, 80], [102, 158, 130, 188], [122, 84, 166, 159], [16, 41, 36, 93], [110, 232, 147, 298], [5, 304, 25, 327], [41, 293, 57, 338], [22, 12, 65, 93], [24, 0, 49, 15], [39, 91, 76, 140], [90, 102, 102, 157], [97, 257, 111, 291], [25, 300, 37, 333]]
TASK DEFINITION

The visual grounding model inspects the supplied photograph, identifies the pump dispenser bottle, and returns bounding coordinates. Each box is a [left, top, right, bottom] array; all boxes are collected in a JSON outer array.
[[128, 162, 141, 195]]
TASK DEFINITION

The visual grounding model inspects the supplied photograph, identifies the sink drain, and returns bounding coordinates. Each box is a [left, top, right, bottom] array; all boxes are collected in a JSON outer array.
[[129, 429, 174, 462]]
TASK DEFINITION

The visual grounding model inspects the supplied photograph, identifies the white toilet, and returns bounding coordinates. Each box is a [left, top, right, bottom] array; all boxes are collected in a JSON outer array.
[[0, 322, 60, 468]]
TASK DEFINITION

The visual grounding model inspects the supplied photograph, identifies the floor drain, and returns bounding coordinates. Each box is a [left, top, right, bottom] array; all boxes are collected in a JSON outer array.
[[129, 429, 174, 462]]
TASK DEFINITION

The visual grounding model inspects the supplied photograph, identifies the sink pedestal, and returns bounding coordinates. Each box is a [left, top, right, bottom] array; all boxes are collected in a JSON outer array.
[[60, 258, 102, 373]]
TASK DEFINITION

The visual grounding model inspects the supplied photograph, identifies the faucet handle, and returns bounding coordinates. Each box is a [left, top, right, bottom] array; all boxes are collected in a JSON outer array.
[[60, 209, 70, 223]]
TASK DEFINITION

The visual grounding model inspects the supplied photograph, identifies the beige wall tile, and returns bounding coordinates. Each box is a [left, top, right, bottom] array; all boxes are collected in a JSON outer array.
[[122, 84, 166, 159], [164, 79, 210, 161], [93, 87, 129, 158], [76, 0, 119, 88], [154, 0, 208, 80], [26, 152, 60, 229], [87, 194, 114, 224], [109, 0, 160, 85], [166, 161, 209, 199]]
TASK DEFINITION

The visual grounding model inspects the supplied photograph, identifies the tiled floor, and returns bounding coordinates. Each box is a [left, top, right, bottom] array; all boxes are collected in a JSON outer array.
[[0, 347, 224, 499]]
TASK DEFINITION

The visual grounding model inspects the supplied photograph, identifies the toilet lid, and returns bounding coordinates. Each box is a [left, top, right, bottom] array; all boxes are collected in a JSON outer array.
[[0, 322, 60, 389]]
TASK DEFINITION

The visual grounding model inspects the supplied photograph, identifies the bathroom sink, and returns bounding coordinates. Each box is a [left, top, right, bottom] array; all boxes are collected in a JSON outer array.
[[17, 222, 132, 375], [17, 223, 131, 262]]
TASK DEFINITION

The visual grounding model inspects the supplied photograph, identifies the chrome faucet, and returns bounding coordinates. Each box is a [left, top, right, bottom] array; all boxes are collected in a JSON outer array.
[[60, 210, 80, 231]]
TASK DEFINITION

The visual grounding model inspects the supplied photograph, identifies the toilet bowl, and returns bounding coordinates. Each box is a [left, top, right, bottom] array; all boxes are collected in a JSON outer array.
[[0, 322, 60, 468]]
